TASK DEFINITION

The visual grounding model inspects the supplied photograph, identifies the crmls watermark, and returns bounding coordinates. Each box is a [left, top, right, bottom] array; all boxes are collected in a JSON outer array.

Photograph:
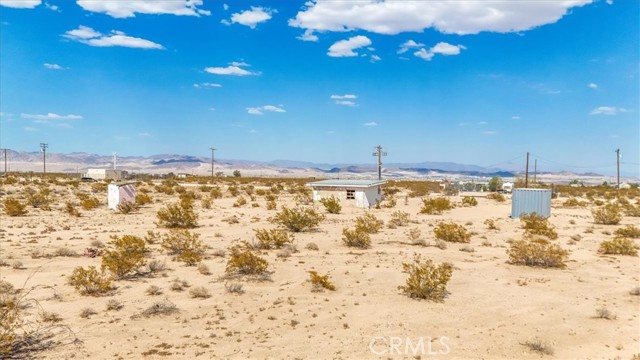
[[368, 336, 450, 356]]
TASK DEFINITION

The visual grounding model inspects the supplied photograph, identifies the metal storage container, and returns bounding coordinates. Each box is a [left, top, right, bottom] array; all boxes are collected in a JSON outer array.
[[511, 188, 552, 218]]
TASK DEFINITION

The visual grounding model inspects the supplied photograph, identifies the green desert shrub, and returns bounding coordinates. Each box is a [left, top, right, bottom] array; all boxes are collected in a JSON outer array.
[[614, 225, 640, 238], [156, 201, 199, 228], [225, 246, 269, 276], [433, 222, 471, 243], [389, 210, 411, 227], [461, 196, 478, 207], [319, 196, 342, 214], [270, 206, 325, 232], [253, 228, 295, 249], [507, 238, 568, 268], [2, 197, 28, 217], [342, 227, 372, 249], [398, 255, 453, 302], [68, 266, 113, 295], [598, 237, 638, 256], [101, 235, 147, 279], [308, 271, 336, 292], [355, 212, 383, 234], [592, 204, 622, 225], [520, 213, 558, 239], [420, 197, 453, 214], [160, 230, 205, 265]]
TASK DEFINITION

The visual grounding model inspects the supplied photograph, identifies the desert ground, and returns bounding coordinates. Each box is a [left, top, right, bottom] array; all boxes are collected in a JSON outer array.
[[1, 175, 639, 360]]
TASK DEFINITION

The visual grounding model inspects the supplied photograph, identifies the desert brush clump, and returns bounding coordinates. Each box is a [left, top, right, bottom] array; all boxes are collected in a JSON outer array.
[[156, 200, 199, 228], [591, 204, 622, 225], [270, 206, 325, 232], [25, 187, 52, 210], [2, 197, 28, 217], [433, 222, 471, 243], [101, 235, 148, 279], [598, 237, 638, 256], [78, 195, 100, 210], [135, 193, 153, 206], [68, 266, 113, 295], [520, 213, 558, 239], [253, 228, 295, 249], [116, 200, 139, 214], [507, 238, 568, 268], [562, 198, 587, 208], [389, 210, 411, 227], [225, 246, 270, 277], [355, 212, 383, 233], [398, 254, 453, 302], [342, 227, 372, 249], [64, 202, 81, 217], [614, 225, 640, 238], [319, 196, 342, 214], [308, 271, 336, 292], [483, 218, 499, 230], [461, 196, 478, 207], [486, 192, 506, 202], [420, 197, 454, 214], [160, 230, 205, 265]]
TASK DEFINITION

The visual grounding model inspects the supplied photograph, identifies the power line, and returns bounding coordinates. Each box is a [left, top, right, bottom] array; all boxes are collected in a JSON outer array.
[[372, 145, 387, 181], [40, 143, 48, 174]]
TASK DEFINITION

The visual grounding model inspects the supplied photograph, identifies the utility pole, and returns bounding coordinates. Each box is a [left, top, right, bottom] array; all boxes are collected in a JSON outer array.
[[209, 147, 216, 183], [113, 152, 117, 170], [372, 145, 387, 181], [534, 159, 537, 185], [40, 143, 48, 175], [0, 148, 7, 174], [615, 149, 621, 196], [524, 152, 529, 188]]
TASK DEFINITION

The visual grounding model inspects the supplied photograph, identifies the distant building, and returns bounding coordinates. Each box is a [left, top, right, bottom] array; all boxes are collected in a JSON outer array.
[[307, 179, 386, 208], [108, 182, 136, 210], [502, 182, 513, 193], [83, 169, 124, 180]]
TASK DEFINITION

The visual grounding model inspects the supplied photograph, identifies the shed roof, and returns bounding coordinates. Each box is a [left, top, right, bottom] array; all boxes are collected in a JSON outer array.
[[306, 179, 386, 188]]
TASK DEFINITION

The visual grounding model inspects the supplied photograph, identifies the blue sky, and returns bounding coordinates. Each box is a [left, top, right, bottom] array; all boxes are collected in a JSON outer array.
[[0, 0, 638, 176]]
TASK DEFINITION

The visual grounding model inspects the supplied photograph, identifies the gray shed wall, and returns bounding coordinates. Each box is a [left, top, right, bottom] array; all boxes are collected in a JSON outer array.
[[511, 189, 552, 218]]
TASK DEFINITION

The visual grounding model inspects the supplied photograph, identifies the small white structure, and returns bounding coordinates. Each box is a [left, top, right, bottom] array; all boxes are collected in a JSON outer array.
[[84, 169, 124, 181], [502, 182, 513, 193], [511, 188, 551, 218], [307, 179, 386, 208], [108, 182, 136, 210]]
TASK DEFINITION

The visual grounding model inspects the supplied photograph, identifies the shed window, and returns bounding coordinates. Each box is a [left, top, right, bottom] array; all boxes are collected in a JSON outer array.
[[346, 190, 355, 199]]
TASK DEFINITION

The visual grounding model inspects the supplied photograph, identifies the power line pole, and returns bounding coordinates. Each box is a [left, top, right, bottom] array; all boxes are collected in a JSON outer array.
[[524, 152, 529, 188], [615, 148, 621, 196], [209, 147, 216, 183], [0, 148, 7, 174], [40, 143, 48, 175], [372, 145, 387, 181]]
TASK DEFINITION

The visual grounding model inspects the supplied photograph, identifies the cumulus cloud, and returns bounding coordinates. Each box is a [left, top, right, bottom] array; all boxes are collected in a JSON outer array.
[[364, 121, 378, 126], [297, 29, 319, 42], [44, 63, 63, 70], [588, 82, 598, 89], [230, 6, 273, 28], [331, 94, 358, 106], [193, 82, 222, 88], [414, 42, 465, 61], [589, 106, 629, 115], [0, 0, 40, 8], [76, 0, 209, 18], [63, 26, 164, 49], [398, 40, 423, 54], [328, 35, 371, 57], [247, 105, 286, 115], [370, 54, 381, 63], [205, 61, 257, 76], [289, 0, 592, 35]]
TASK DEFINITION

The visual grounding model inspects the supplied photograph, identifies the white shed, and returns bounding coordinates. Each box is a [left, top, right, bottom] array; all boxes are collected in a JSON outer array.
[[84, 169, 124, 181], [306, 179, 386, 208], [108, 182, 136, 210]]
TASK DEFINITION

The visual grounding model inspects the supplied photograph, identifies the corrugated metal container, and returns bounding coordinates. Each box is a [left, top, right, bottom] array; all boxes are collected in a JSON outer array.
[[511, 188, 552, 218]]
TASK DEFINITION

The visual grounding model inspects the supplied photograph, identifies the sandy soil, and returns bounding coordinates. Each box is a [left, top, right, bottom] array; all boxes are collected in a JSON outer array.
[[1, 178, 638, 359]]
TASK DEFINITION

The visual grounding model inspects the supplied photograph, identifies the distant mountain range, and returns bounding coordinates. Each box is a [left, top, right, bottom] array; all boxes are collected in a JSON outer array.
[[0, 150, 614, 180]]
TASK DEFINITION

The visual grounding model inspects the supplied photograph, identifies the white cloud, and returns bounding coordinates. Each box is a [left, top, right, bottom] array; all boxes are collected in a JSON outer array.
[[76, 0, 209, 18], [289, 0, 592, 35], [589, 106, 629, 115], [331, 94, 358, 106], [44, 63, 63, 70], [205, 62, 257, 76], [297, 29, 319, 42], [331, 94, 357, 100], [249, 129, 257, 133], [327, 35, 371, 57], [483, 130, 497, 135], [398, 40, 423, 54], [44, 2, 58, 11], [370, 54, 381, 62], [63, 26, 164, 49], [230, 7, 273, 29], [414, 42, 465, 61], [193, 82, 222, 88], [0, 0, 40, 8], [364, 121, 378, 126], [512, 115, 521, 120], [477, 121, 488, 125], [223, 4, 229, 11], [414, 48, 434, 61], [138, 132, 152, 137], [21, 113, 83, 120], [588, 82, 598, 89], [247, 105, 286, 115]]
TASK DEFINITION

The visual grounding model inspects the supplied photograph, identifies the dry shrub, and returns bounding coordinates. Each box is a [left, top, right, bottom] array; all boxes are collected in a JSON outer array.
[[224, 282, 244, 294], [398, 255, 453, 302], [233, 196, 247, 207], [270, 206, 325, 232], [2, 197, 28, 217], [64, 202, 81, 217], [342, 227, 371, 249], [355, 212, 383, 233], [156, 201, 198, 228], [68, 266, 113, 295], [520, 213, 558, 239], [522, 339, 554, 355], [319, 196, 342, 214], [79, 196, 100, 210], [138, 300, 178, 318], [389, 211, 410, 227], [592, 204, 622, 225], [563, 198, 587, 208], [598, 237, 638, 256], [308, 271, 336, 292], [405, 227, 422, 243], [116, 200, 139, 214], [486, 192, 506, 202], [105, 299, 123, 311], [135, 193, 153, 206], [614, 225, 640, 238], [188, 286, 210, 299], [79, 308, 97, 319], [101, 235, 147, 279], [253, 228, 294, 249], [420, 197, 453, 214], [225, 246, 269, 276], [507, 238, 568, 268], [461, 196, 478, 207], [484, 218, 499, 230], [160, 230, 205, 266], [433, 222, 471, 243], [305, 242, 319, 251], [25, 188, 52, 210], [595, 307, 617, 320]]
